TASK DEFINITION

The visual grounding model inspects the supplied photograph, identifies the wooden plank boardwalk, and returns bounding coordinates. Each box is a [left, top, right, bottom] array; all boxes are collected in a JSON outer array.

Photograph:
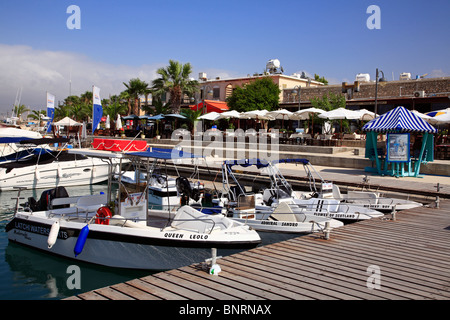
[[66, 200, 450, 300]]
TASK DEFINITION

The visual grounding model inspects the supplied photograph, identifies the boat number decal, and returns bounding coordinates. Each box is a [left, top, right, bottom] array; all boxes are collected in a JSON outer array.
[[12, 220, 70, 240], [316, 200, 324, 211]]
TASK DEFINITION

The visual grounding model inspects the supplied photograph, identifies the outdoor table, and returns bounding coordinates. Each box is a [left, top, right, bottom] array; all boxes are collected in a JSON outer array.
[[435, 144, 450, 160]]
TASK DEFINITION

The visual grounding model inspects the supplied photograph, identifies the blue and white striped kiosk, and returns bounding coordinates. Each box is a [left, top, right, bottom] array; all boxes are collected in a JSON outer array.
[[363, 106, 438, 177]]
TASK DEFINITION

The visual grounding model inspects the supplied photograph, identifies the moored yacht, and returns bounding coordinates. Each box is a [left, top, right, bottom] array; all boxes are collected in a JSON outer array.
[[5, 150, 261, 270]]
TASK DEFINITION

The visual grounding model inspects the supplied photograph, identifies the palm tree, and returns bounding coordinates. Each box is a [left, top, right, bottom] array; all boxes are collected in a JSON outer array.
[[119, 90, 132, 115], [54, 104, 71, 120], [152, 60, 199, 114], [80, 91, 93, 106], [180, 108, 202, 134], [27, 110, 46, 126], [103, 94, 128, 127], [12, 104, 30, 122], [123, 78, 149, 116], [70, 103, 91, 122]]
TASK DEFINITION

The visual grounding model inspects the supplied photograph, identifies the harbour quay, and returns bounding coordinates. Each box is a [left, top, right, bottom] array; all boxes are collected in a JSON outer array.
[[65, 142, 450, 301], [65, 199, 450, 300]]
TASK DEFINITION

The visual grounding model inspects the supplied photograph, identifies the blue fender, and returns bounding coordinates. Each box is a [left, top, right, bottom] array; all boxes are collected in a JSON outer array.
[[74, 225, 89, 257]]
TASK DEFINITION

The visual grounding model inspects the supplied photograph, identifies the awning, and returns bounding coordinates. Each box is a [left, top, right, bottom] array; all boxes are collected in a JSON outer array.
[[190, 100, 229, 113], [362, 106, 438, 133]]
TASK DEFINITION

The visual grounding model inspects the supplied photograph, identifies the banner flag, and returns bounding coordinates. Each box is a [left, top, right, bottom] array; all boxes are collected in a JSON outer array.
[[92, 86, 103, 134], [46, 92, 55, 133]]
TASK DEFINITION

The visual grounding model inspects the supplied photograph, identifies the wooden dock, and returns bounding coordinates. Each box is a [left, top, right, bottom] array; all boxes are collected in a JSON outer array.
[[66, 200, 450, 300]]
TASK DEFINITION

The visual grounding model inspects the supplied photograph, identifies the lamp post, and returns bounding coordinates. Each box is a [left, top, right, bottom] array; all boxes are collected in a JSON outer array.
[[374, 68, 386, 117], [201, 85, 213, 131], [291, 85, 301, 128]]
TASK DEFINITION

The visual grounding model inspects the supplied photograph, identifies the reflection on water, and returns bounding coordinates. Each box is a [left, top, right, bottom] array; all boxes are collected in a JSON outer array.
[[0, 183, 148, 300], [0, 182, 301, 300]]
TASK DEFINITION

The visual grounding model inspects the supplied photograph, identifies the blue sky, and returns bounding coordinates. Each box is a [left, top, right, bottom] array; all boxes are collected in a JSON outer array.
[[0, 0, 449, 113]]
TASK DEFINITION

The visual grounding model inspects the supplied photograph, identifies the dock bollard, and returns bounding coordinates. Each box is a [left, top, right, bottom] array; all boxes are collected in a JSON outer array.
[[323, 222, 332, 240], [435, 183, 441, 209], [391, 205, 397, 221], [208, 248, 222, 275]]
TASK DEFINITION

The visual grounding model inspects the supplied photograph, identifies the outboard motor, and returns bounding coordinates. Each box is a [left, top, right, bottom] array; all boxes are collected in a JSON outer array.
[[176, 176, 203, 205], [27, 186, 69, 211]]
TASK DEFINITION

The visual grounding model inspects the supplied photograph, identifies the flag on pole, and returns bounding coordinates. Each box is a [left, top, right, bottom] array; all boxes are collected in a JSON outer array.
[[92, 86, 103, 135], [46, 92, 55, 133]]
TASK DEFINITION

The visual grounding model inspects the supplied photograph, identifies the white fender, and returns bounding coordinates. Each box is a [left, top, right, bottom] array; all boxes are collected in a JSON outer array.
[[34, 166, 40, 181], [57, 164, 63, 178], [48, 221, 60, 249]]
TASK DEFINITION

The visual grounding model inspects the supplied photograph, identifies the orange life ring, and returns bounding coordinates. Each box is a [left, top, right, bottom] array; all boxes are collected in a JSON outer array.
[[95, 207, 112, 225]]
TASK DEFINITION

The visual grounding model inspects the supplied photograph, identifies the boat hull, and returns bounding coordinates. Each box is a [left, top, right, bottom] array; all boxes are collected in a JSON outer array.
[[0, 157, 111, 191], [6, 214, 259, 270], [231, 217, 343, 233]]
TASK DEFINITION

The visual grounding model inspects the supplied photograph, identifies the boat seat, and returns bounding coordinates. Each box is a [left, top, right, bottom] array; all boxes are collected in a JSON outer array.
[[50, 196, 81, 208], [172, 206, 232, 233], [235, 194, 255, 210], [48, 196, 81, 216], [347, 191, 379, 204], [270, 201, 302, 222], [332, 185, 343, 200], [76, 194, 108, 214]]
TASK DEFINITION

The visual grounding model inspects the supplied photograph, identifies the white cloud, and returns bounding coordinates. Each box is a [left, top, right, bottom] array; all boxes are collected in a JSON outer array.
[[429, 69, 449, 78], [0, 44, 164, 114]]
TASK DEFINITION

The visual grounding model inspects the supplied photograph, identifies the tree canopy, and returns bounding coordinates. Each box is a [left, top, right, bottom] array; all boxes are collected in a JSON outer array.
[[226, 77, 280, 112], [314, 74, 329, 85], [152, 60, 199, 114], [310, 92, 345, 111]]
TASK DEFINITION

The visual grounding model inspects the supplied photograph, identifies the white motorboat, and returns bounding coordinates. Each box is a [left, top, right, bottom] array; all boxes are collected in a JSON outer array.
[[228, 196, 343, 233], [219, 158, 384, 222], [0, 138, 117, 191], [6, 151, 261, 270], [120, 170, 181, 207], [214, 159, 344, 233], [119, 148, 205, 208], [294, 159, 423, 212]]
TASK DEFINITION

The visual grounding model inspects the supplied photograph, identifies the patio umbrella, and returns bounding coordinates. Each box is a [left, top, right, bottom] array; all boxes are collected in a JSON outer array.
[[242, 110, 274, 120], [53, 117, 82, 126], [164, 113, 186, 119], [105, 115, 110, 129], [139, 114, 153, 120], [115, 114, 123, 130], [148, 114, 165, 120], [426, 108, 450, 124], [425, 108, 450, 118], [292, 108, 325, 135], [81, 121, 87, 139], [319, 108, 362, 134], [122, 114, 140, 120], [358, 109, 378, 121], [198, 112, 221, 121], [433, 113, 450, 124], [318, 108, 362, 120], [219, 110, 242, 119], [267, 109, 293, 128], [267, 109, 293, 119]]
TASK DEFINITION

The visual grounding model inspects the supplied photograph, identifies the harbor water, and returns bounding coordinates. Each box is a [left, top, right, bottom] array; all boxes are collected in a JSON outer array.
[[0, 183, 149, 300], [0, 182, 301, 300]]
